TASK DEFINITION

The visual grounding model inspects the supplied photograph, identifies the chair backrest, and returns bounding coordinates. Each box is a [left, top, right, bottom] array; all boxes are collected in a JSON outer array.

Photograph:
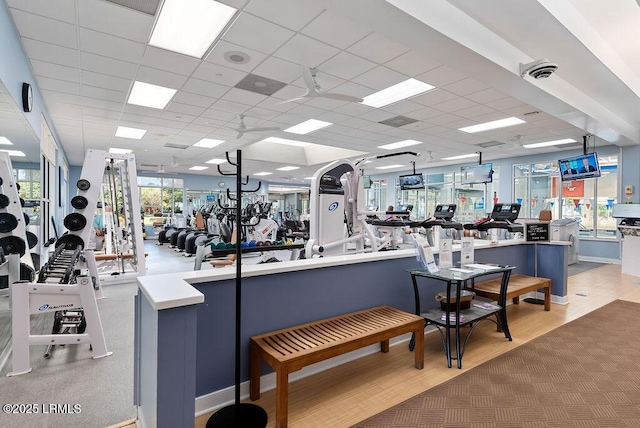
[[538, 210, 552, 222]]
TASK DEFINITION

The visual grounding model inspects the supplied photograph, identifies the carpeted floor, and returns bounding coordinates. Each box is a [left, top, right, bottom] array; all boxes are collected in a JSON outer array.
[[354, 299, 640, 427]]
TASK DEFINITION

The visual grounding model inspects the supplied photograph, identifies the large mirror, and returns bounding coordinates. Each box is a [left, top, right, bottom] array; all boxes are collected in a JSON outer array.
[[0, 79, 40, 358]]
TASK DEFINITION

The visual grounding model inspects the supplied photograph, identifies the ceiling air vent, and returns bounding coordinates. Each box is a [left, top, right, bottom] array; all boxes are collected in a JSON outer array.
[[474, 141, 505, 148], [235, 74, 287, 96], [105, 0, 161, 15], [163, 143, 189, 149], [378, 115, 418, 128]]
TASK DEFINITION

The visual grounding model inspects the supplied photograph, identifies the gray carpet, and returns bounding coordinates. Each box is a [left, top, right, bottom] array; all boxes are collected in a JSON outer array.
[[568, 261, 607, 276], [0, 282, 137, 428]]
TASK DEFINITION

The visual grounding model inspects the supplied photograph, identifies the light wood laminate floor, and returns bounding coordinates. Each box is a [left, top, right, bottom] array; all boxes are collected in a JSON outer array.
[[195, 264, 640, 428]]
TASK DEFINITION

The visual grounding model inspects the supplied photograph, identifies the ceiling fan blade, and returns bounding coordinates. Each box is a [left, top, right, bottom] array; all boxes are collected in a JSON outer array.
[[302, 67, 317, 91], [276, 94, 311, 105], [317, 91, 364, 103], [244, 126, 281, 133]]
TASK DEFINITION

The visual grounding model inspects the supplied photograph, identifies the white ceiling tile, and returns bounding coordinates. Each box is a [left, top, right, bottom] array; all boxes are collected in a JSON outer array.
[[411, 89, 458, 107], [284, 104, 327, 119], [384, 50, 441, 77], [273, 34, 340, 68], [301, 10, 371, 49], [172, 92, 214, 109], [380, 100, 423, 115], [41, 90, 81, 106], [192, 62, 246, 87], [31, 60, 80, 83], [79, 28, 145, 63], [255, 96, 297, 112], [22, 39, 79, 68], [81, 70, 131, 92], [333, 102, 375, 117], [318, 51, 376, 80], [165, 102, 205, 117], [210, 99, 252, 115], [222, 87, 267, 106], [206, 40, 268, 72], [37, 77, 81, 95], [268, 83, 306, 101], [454, 104, 496, 119], [303, 97, 349, 110], [82, 107, 121, 120], [252, 57, 303, 84], [358, 109, 397, 123], [465, 88, 508, 104], [80, 52, 138, 80], [223, 12, 294, 55], [426, 114, 463, 125], [485, 97, 526, 111], [417, 65, 468, 87], [469, 111, 514, 123], [502, 105, 543, 117], [330, 81, 375, 99], [442, 78, 490, 97], [47, 101, 82, 119], [78, 0, 153, 43], [7, 0, 76, 24], [82, 85, 127, 103], [430, 97, 478, 113], [141, 47, 201, 77], [135, 66, 188, 90], [410, 106, 444, 120], [347, 32, 410, 65], [352, 66, 407, 91], [181, 78, 230, 99], [317, 111, 354, 124], [81, 97, 124, 112], [200, 108, 243, 122], [245, 0, 324, 31], [11, 9, 77, 48]]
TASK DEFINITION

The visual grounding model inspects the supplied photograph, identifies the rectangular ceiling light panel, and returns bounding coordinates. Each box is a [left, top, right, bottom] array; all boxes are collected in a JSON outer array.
[[0, 137, 13, 145], [277, 166, 300, 171], [254, 172, 272, 176], [206, 158, 226, 164], [362, 78, 435, 108], [109, 148, 133, 154], [522, 138, 576, 149], [376, 164, 405, 170], [128, 81, 177, 109], [194, 138, 225, 148], [149, 0, 237, 58], [442, 153, 479, 160], [116, 126, 147, 139], [260, 137, 311, 147], [284, 119, 333, 135], [378, 139, 423, 150], [0, 149, 26, 157], [458, 117, 525, 133], [189, 166, 208, 171]]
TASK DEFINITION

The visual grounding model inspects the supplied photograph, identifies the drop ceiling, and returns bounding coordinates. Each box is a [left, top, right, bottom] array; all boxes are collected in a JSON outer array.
[[4, 0, 639, 184]]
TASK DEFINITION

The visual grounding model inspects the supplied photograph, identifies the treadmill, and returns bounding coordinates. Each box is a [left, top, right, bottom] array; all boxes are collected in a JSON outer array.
[[417, 204, 463, 246], [464, 203, 524, 239]]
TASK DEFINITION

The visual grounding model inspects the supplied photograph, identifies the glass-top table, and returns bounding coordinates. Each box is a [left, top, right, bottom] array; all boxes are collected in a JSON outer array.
[[408, 263, 515, 369]]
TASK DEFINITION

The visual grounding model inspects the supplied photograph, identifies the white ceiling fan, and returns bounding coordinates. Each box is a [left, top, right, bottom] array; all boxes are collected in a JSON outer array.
[[280, 67, 364, 104], [232, 114, 281, 139]]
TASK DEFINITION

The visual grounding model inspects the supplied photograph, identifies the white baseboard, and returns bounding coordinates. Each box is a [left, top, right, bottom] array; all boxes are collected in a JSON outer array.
[[519, 291, 568, 305], [578, 256, 620, 264], [194, 333, 415, 417]]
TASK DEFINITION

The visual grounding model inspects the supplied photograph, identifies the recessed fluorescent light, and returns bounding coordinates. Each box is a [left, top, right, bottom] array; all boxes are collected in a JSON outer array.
[[376, 164, 405, 170], [127, 81, 176, 109], [206, 158, 226, 164], [260, 137, 311, 147], [362, 78, 435, 108], [0, 149, 26, 157], [109, 148, 132, 154], [458, 117, 525, 133], [189, 166, 208, 171], [254, 172, 272, 176], [0, 137, 13, 145], [149, 0, 237, 59], [522, 138, 577, 149], [193, 138, 225, 148], [442, 153, 480, 160], [284, 119, 333, 135], [277, 166, 300, 171], [378, 139, 423, 150], [116, 126, 147, 139], [304, 177, 314, 180]]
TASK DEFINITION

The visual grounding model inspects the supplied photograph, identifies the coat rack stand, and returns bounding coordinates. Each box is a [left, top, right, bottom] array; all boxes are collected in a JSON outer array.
[[207, 150, 267, 427]]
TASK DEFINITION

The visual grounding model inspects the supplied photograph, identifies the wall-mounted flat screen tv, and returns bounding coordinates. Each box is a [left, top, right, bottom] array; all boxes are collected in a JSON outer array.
[[460, 163, 493, 185], [558, 152, 601, 181], [399, 173, 424, 190], [362, 175, 372, 189]]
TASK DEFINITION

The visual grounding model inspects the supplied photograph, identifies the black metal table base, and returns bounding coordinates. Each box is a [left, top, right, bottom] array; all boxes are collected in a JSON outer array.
[[206, 403, 268, 428], [523, 297, 545, 305]]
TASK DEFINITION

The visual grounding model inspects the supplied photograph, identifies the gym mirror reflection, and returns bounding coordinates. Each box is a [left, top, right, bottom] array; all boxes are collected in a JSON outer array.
[[0, 79, 40, 360]]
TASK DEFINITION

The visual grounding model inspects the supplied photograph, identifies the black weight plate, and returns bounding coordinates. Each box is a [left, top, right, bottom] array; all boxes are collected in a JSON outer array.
[[20, 197, 25, 207], [26, 231, 38, 249], [55, 234, 84, 251], [0, 212, 18, 233], [0, 194, 9, 209], [0, 236, 26, 256], [24, 212, 30, 226], [64, 213, 87, 231], [30, 252, 40, 271], [0, 177, 3, 186], [15, 183, 20, 191], [71, 195, 89, 210], [77, 179, 91, 191], [20, 263, 35, 282]]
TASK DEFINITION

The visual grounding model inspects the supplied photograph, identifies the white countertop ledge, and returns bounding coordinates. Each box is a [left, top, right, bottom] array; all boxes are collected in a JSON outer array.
[[137, 238, 569, 310]]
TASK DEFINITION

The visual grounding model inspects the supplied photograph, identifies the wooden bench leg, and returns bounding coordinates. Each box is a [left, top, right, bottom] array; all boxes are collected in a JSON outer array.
[[544, 286, 551, 311], [513, 296, 520, 305], [276, 368, 289, 428], [380, 339, 389, 353], [250, 340, 260, 400], [413, 325, 424, 369]]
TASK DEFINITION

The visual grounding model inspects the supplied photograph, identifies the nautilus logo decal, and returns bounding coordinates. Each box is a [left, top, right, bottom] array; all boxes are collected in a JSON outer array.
[[38, 304, 49, 311], [328, 202, 339, 211]]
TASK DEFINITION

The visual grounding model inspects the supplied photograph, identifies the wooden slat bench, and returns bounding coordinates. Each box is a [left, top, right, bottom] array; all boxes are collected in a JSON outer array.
[[472, 274, 551, 311], [250, 305, 424, 428], [94, 252, 149, 261]]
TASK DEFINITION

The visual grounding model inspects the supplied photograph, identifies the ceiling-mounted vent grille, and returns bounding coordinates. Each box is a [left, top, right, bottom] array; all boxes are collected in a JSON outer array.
[[105, 0, 160, 15], [378, 115, 418, 128], [140, 163, 159, 168], [164, 143, 189, 149], [474, 141, 505, 148]]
